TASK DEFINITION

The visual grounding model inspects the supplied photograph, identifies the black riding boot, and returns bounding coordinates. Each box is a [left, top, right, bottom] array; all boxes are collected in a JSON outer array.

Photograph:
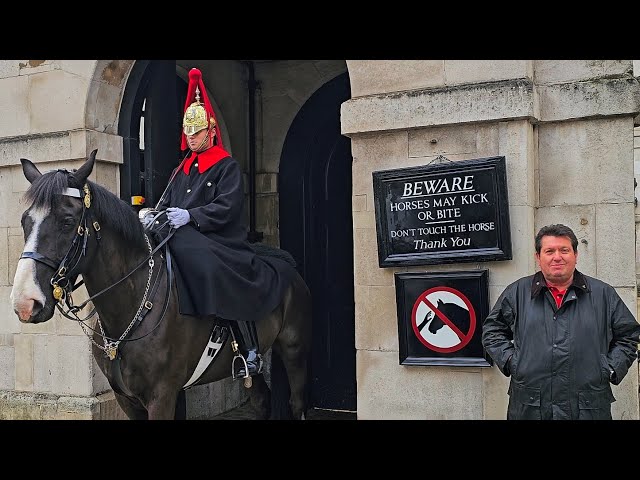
[[231, 321, 263, 378]]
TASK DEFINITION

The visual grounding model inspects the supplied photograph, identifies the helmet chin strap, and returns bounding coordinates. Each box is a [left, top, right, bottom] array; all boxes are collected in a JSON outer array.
[[192, 128, 215, 153]]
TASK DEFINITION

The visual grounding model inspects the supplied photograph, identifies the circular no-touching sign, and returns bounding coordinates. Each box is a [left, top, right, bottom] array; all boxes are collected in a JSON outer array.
[[411, 286, 476, 353]]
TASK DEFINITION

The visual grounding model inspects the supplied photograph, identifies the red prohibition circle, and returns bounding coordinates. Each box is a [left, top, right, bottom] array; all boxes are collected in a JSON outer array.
[[411, 286, 476, 353]]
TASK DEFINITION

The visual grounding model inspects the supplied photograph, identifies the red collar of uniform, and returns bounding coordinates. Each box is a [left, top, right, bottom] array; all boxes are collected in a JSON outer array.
[[183, 146, 230, 174]]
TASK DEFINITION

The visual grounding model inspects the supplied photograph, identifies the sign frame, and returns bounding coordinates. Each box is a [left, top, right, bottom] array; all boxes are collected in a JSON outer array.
[[395, 270, 492, 367], [373, 156, 512, 267]]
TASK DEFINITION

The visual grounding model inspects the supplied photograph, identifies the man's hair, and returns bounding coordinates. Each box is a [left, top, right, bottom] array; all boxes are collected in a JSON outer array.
[[535, 224, 578, 254]]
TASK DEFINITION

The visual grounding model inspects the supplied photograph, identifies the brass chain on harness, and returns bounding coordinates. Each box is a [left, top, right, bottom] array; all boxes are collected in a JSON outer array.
[[79, 233, 155, 360]]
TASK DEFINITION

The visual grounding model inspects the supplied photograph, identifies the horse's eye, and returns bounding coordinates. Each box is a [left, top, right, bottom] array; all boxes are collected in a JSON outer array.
[[63, 218, 75, 227]]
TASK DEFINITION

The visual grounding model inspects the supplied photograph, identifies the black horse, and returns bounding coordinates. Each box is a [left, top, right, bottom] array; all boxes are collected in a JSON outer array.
[[10, 150, 312, 420]]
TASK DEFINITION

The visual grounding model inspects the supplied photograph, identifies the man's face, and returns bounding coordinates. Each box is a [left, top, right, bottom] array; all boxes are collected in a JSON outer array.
[[535, 235, 577, 286], [186, 128, 208, 151]]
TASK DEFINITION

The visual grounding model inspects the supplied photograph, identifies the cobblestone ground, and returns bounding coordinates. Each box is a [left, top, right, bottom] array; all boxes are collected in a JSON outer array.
[[212, 401, 356, 420]]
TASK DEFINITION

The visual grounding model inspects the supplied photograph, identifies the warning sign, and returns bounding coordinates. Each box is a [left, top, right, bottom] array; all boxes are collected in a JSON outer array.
[[395, 270, 491, 367], [411, 286, 476, 353]]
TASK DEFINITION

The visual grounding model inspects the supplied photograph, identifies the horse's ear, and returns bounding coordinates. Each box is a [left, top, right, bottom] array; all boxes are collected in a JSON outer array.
[[20, 158, 42, 184], [72, 149, 98, 185]]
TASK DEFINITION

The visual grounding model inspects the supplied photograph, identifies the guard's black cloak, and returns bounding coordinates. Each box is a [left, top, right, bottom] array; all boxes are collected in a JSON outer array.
[[158, 147, 294, 322]]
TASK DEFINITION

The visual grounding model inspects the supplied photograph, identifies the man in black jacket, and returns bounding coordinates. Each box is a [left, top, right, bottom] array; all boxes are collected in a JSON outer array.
[[482, 223, 640, 420]]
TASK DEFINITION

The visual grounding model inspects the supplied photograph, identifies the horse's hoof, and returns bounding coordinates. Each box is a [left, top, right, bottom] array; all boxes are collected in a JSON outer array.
[[244, 377, 253, 388]]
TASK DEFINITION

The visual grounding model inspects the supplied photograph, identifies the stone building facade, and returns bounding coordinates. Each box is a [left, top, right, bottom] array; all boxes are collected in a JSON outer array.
[[0, 60, 638, 419]]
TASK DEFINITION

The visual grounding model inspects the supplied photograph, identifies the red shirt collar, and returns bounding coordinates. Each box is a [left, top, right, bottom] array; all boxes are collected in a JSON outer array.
[[183, 146, 230, 174]]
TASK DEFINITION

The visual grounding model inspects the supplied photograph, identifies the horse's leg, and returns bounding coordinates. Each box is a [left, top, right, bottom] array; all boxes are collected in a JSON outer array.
[[247, 374, 271, 419], [146, 392, 180, 420], [114, 392, 148, 420], [275, 342, 309, 420]]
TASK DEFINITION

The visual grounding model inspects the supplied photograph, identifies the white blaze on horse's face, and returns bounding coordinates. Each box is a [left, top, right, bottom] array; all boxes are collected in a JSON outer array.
[[11, 206, 50, 322]]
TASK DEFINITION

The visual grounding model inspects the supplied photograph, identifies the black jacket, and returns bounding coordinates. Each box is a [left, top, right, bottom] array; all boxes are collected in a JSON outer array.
[[482, 270, 640, 420], [159, 152, 294, 321]]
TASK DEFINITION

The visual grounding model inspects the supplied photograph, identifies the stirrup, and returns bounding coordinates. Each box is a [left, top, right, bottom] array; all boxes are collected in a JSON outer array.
[[232, 353, 262, 388]]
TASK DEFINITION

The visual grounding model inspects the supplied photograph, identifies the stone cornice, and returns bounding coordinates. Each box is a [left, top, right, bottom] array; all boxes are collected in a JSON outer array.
[[341, 77, 640, 136], [0, 130, 123, 167], [341, 79, 537, 136]]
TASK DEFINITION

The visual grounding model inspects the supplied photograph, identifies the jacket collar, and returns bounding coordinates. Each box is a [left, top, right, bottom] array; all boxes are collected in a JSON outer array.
[[531, 269, 590, 299], [183, 146, 230, 175]]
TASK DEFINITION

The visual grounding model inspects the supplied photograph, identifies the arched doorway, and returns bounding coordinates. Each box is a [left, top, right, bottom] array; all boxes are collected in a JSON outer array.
[[118, 60, 187, 208], [280, 73, 356, 411]]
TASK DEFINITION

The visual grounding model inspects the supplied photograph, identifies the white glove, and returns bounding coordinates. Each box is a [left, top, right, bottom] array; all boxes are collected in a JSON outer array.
[[166, 207, 191, 229]]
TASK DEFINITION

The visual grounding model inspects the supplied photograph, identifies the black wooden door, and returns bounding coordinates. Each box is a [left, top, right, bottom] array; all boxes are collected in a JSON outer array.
[[280, 73, 355, 411]]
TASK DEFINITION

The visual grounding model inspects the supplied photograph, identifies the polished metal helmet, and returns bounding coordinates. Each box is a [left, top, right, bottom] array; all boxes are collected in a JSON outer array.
[[182, 86, 216, 136]]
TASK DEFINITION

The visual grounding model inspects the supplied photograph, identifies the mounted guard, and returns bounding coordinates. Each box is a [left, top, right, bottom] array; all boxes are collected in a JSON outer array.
[[146, 67, 296, 382]]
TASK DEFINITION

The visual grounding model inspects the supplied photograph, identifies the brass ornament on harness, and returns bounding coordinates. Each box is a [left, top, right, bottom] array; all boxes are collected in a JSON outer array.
[[83, 184, 91, 209], [52, 284, 64, 301], [105, 343, 118, 361]]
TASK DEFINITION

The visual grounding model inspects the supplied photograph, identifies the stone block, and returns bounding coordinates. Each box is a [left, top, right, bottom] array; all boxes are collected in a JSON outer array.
[[70, 130, 124, 165], [57, 60, 98, 79], [0, 286, 20, 334], [535, 60, 633, 85], [255, 194, 278, 236], [482, 363, 511, 419], [347, 61, 444, 97], [342, 79, 536, 136], [352, 194, 367, 212], [0, 75, 29, 138], [352, 131, 408, 197], [353, 228, 395, 287], [354, 285, 399, 352], [488, 205, 536, 286], [538, 77, 640, 123], [14, 333, 33, 391], [475, 123, 501, 158], [352, 210, 375, 230], [85, 80, 124, 135], [356, 350, 483, 419], [260, 94, 300, 158], [612, 362, 639, 420], [33, 334, 93, 396], [8, 229, 25, 286], [94, 161, 119, 195], [596, 203, 636, 287], [498, 120, 535, 207], [445, 60, 531, 85], [539, 117, 635, 206], [29, 70, 89, 133], [0, 133, 72, 169], [0, 60, 23, 79], [0, 345, 15, 390], [0, 228, 7, 285], [256, 173, 278, 194], [408, 124, 478, 158]]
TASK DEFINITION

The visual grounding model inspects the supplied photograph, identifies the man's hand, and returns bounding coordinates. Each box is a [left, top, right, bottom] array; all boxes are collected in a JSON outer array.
[[166, 207, 191, 229]]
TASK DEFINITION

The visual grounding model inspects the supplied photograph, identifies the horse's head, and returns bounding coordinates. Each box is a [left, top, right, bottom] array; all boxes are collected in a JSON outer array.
[[11, 150, 98, 323]]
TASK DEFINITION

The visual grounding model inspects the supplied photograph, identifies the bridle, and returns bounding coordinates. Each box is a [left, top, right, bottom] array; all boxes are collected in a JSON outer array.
[[21, 184, 99, 305], [20, 181, 175, 361]]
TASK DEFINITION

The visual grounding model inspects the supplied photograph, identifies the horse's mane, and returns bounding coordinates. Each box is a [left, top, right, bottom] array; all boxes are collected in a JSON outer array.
[[23, 168, 146, 249]]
